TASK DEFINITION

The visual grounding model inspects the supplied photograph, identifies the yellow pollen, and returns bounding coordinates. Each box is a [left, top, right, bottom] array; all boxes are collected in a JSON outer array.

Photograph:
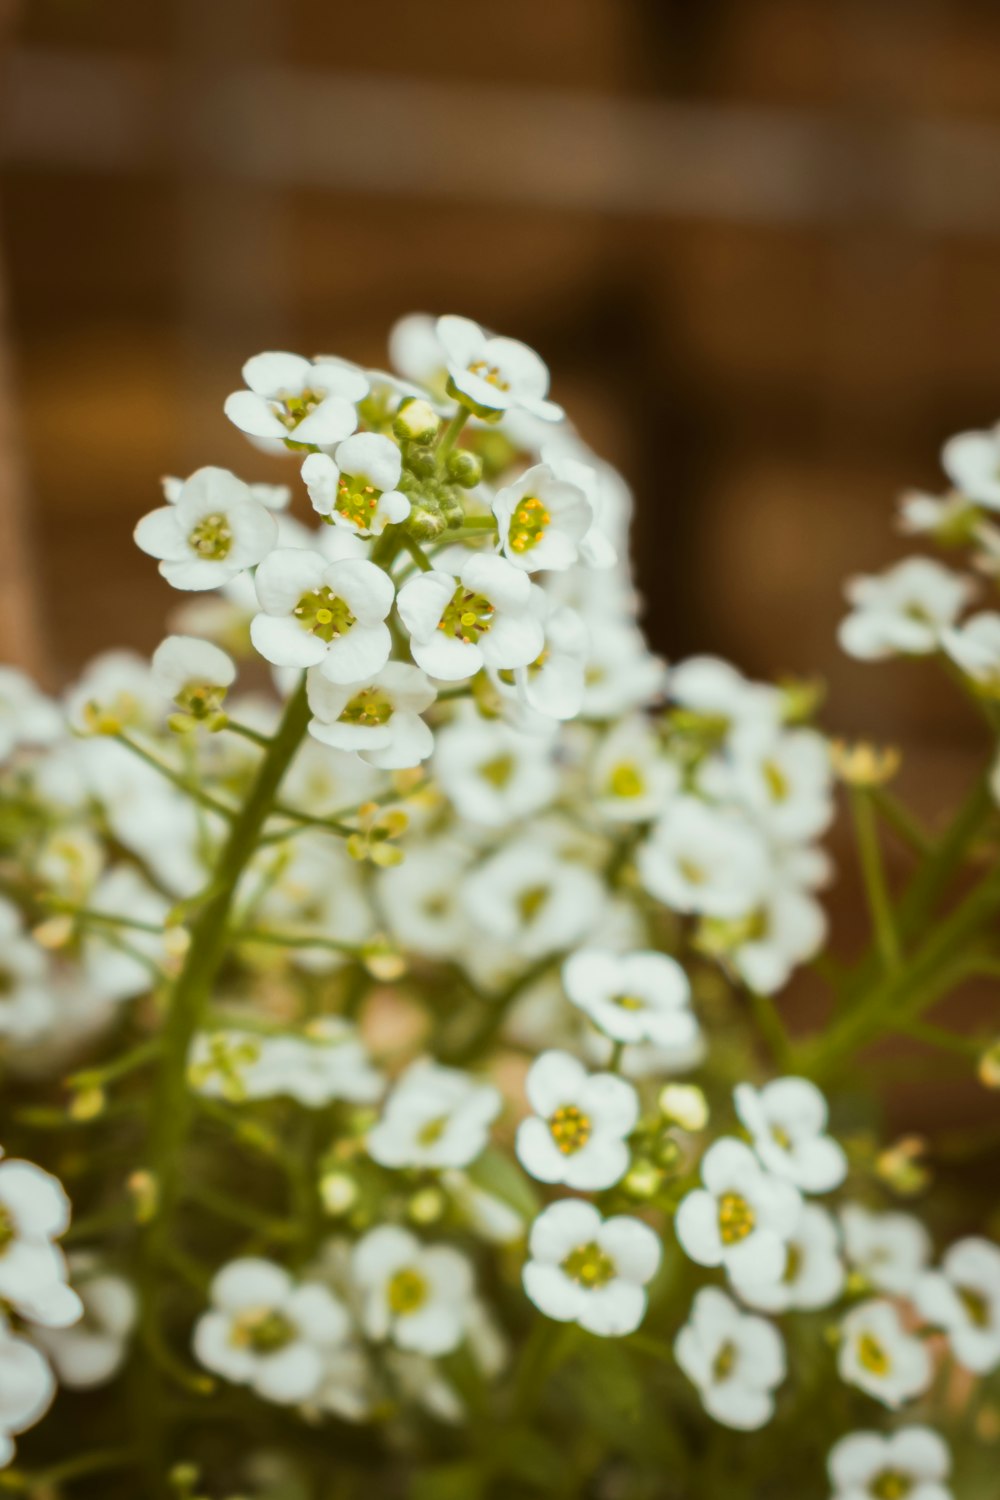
[[857, 1331, 892, 1377], [387, 1268, 429, 1316], [718, 1192, 756, 1244], [549, 1103, 592, 1155]]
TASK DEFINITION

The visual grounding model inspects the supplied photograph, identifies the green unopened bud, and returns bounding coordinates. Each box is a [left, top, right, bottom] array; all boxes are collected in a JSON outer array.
[[407, 449, 437, 480], [407, 504, 447, 541], [320, 1171, 359, 1216], [659, 1083, 709, 1132], [408, 1186, 446, 1225], [394, 398, 439, 444], [70, 1085, 106, 1122], [978, 1040, 1000, 1089], [446, 449, 483, 488], [651, 1132, 682, 1171], [622, 1158, 662, 1200]]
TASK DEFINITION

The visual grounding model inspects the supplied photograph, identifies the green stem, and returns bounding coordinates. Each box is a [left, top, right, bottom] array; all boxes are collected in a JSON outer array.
[[870, 787, 933, 856], [436, 406, 467, 461], [748, 990, 793, 1071], [114, 731, 235, 821], [398, 531, 434, 573], [457, 514, 498, 532], [850, 787, 900, 972], [223, 718, 271, 748]]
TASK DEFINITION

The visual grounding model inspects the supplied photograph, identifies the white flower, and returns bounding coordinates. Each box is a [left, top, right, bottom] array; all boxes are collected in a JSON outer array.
[[306, 662, 436, 769], [397, 553, 542, 682], [638, 796, 770, 919], [249, 833, 375, 972], [941, 611, 1000, 690], [675, 1137, 802, 1281], [367, 1060, 501, 1170], [462, 840, 604, 961], [674, 1286, 785, 1431], [0, 1157, 82, 1329], [377, 838, 473, 960], [250, 548, 394, 683], [64, 649, 163, 735], [837, 1300, 933, 1409], [828, 1427, 952, 1500], [0, 902, 55, 1042], [669, 655, 781, 732], [840, 1204, 932, 1297], [700, 725, 834, 844], [493, 464, 592, 572], [164, 473, 291, 511], [734, 1077, 847, 1193], [0, 669, 62, 761], [0, 1318, 55, 1468], [515, 1050, 638, 1191], [899, 487, 977, 540], [720, 879, 828, 996], [942, 421, 1000, 510], [561, 948, 696, 1049], [301, 435, 410, 537], [580, 619, 667, 719], [914, 1237, 1000, 1374], [224, 351, 366, 446], [540, 447, 618, 568], [33, 1256, 137, 1389], [135, 467, 278, 591], [435, 315, 563, 421], [82, 865, 169, 1004], [522, 1201, 660, 1337], [432, 717, 556, 827], [189, 1020, 383, 1108], [352, 1226, 474, 1355], [194, 1257, 349, 1405], [838, 558, 973, 661], [729, 1203, 844, 1313], [151, 635, 236, 713], [588, 718, 679, 824], [509, 598, 589, 725]]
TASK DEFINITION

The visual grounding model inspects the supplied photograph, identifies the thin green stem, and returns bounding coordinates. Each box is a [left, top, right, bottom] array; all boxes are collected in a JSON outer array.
[[223, 718, 271, 748], [230, 927, 360, 956], [457, 514, 498, 532], [114, 730, 235, 821], [436, 406, 467, 460], [850, 787, 900, 972], [748, 990, 793, 1071], [870, 787, 933, 857], [398, 531, 434, 573]]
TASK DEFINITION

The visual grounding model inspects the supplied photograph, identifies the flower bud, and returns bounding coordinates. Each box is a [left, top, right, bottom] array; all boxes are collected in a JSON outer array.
[[978, 1039, 1000, 1089], [408, 1186, 446, 1225], [659, 1083, 709, 1132], [407, 504, 448, 541], [446, 449, 483, 488], [621, 1158, 662, 1200], [320, 1171, 359, 1216], [393, 398, 439, 445], [830, 740, 901, 788]]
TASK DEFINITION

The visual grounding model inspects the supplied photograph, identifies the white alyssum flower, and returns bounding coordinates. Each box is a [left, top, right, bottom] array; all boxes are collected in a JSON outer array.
[[579, 618, 667, 720], [540, 446, 619, 568], [588, 717, 679, 824], [717, 877, 829, 996], [522, 1200, 660, 1337], [397, 553, 542, 682], [189, 1020, 383, 1108], [306, 662, 436, 769], [837, 1299, 933, 1409], [462, 840, 604, 961], [515, 1050, 638, 1191], [827, 1426, 952, 1500], [734, 1077, 847, 1193], [81, 865, 169, 1004], [840, 1204, 932, 1296], [163, 473, 290, 511], [432, 717, 556, 827], [700, 724, 834, 845], [493, 463, 592, 573], [366, 1060, 502, 1171], [508, 597, 589, 725], [669, 655, 782, 733], [0, 1317, 56, 1468], [0, 1155, 82, 1329], [914, 1237, 1000, 1374], [194, 1257, 350, 1405], [224, 351, 366, 446], [301, 433, 410, 537], [64, 649, 163, 736], [377, 838, 473, 960], [674, 1286, 785, 1431], [351, 1226, 474, 1355], [941, 611, 1000, 691], [675, 1137, 802, 1281], [942, 421, 1000, 511], [151, 635, 236, 716], [32, 1255, 137, 1389], [134, 467, 278, 591], [562, 948, 697, 1049], [435, 315, 563, 422], [728, 1203, 844, 1313], [0, 668, 62, 761], [250, 547, 394, 683], [638, 796, 770, 919], [0, 901, 55, 1042], [838, 558, 973, 661]]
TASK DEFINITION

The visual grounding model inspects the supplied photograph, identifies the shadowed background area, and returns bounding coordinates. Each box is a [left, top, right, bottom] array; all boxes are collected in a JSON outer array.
[[1, 0, 999, 1137]]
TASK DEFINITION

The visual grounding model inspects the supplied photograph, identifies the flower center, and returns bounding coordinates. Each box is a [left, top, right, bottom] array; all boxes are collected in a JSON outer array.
[[718, 1192, 756, 1244], [438, 587, 495, 645], [612, 993, 646, 1011], [770, 1124, 793, 1151], [416, 1114, 449, 1146], [508, 496, 550, 554], [0, 1204, 15, 1256], [607, 762, 645, 798], [0, 968, 13, 997], [958, 1284, 991, 1328], [230, 1307, 297, 1354], [188, 512, 233, 560], [711, 1339, 737, 1382], [762, 760, 790, 802], [339, 688, 394, 727], [467, 359, 509, 392], [387, 1267, 429, 1316], [678, 857, 707, 886], [857, 1331, 892, 1377], [561, 1240, 615, 1289], [336, 478, 380, 529], [549, 1103, 592, 1155], [294, 586, 357, 643], [517, 884, 551, 923], [782, 1241, 803, 1285], [275, 388, 324, 431], [871, 1470, 912, 1500], [479, 753, 515, 789]]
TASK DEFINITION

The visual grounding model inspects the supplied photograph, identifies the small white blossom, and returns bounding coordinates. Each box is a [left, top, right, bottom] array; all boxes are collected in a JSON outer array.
[[580, 618, 667, 720], [0, 1156, 82, 1329], [508, 598, 589, 725], [432, 717, 557, 827], [941, 611, 1000, 690], [307, 662, 436, 769], [189, 1021, 383, 1108], [729, 1203, 844, 1313], [301, 435, 410, 537], [942, 422, 1000, 511], [914, 1237, 1000, 1374], [134, 467, 278, 591], [828, 1426, 952, 1500], [522, 1200, 660, 1337], [151, 635, 236, 710], [561, 948, 696, 1049], [225, 351, 366, 446], [33, 1256, 137, 1389], [398, 553, 543, 682], [669, 655, 781, 732], [435, 315, 563, 421], [675, 1137, 802, 1281], [351, 1226, 474, 1356], [0, 902, 55, 1042], [251, 548, 394, 682], [638, 796, 770, 919], [840, 1204, 932, 1297], [0, 669, 62, 761], [64, 649, 163, 735], [82, 865, 169, 1004], [493, 463, 592, 573], [194, 1257, 350, 1404], [588, 717, 679, 824], [0, 1318, 55, 1468], [367, 1060, 501, 1171], [719, 879, 828, 996], [700, 725, 834, 844], [838, 1299, 932, 1409], [462, 840, 604, 961], [378, 838, 474, 960], [838, 558, 973, 661], [540, 446, 618, 568], [674, 1287, 785, 1431], [734, 1077, 847, 1193], [515, 1050, 638, 1191], [163, 473, 291, 511]]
